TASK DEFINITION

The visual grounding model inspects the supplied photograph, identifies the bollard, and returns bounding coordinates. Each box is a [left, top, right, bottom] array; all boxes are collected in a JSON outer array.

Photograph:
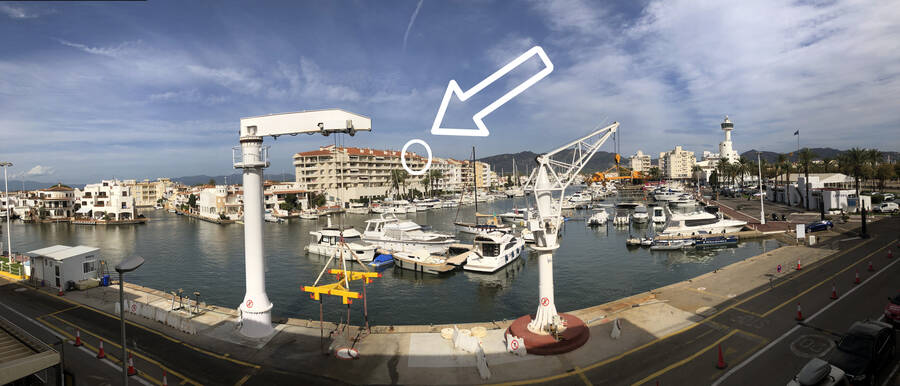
[[795, 303, 804, 321]]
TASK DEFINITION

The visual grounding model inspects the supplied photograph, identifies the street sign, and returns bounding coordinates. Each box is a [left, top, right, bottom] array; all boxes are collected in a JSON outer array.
[[796, 224, 805, 239]]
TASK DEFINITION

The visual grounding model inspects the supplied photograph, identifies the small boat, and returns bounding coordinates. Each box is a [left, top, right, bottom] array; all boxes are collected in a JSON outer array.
[[363, 213, 458, 254], [651, 206, 666, 224], [455, 213, 512, 234], [588, 210, 608, 226], [264, 211, 285, 223], [368, 254, 394, 271], [392, 251, 456, 274], [305, 226, 377, 262], [626, 237, 642, 246], [347, 203, 370, 215], [693, 236, 739, 249], [631, 205, 649, 223], [498, 209, 527, 223], [168, 209, 177, 213], [640, 237, 653, 247], [650, 239, 688, 250], [299, 209, 319, 220], [154, 204, 163, 210], [463, 232, 526, 273], [519, 228, 535, 243], [613, 209, 629, 226]]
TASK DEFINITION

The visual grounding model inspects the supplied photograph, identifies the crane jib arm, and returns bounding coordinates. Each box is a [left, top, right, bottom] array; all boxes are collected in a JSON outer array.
[[239, 109, 372, 139]]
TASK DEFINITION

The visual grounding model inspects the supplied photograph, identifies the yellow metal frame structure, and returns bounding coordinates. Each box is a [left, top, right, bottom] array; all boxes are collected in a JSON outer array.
[[302, 269, 381, 304]]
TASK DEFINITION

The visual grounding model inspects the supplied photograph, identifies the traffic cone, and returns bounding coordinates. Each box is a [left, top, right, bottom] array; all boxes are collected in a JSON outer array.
[[162, 370, 168, 386], [868, 261, 875, 272], [715, 344, 727, 369], [795, 303, 804, 321], [830, 283, 838, 300], [57, 289, 64, 296], [96, 340, 106, 359], [854, 271, 861, 284], [127, 353, 137, 376], [796, 258, 802, 271], [74, 329, 82, 346], [888, 250, 894, 259]]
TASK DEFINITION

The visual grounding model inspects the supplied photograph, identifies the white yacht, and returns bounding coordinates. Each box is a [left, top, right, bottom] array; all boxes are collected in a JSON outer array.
[[347, 203, 369, 215], [305, 227, 377, 262], [631, 205, 649, 223], [651, 206, 666, 224], [613, 209, 629, 226], [414, 198, 441, 211], [661, 211, 747, 237], [455, 213, 512, 234], [363, 214, 458, 254], [653, 188, 684, 201], [568, 192, 592, 206], [463, 232, 526, 273], [588, 209, 608, 226], [669, 194, 696, 208], [299, 209, 319, 219]]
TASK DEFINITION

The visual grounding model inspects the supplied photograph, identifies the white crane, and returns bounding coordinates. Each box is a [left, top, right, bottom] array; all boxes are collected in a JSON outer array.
[[527, 122, 619, 335], [233, 109, 371, 338]]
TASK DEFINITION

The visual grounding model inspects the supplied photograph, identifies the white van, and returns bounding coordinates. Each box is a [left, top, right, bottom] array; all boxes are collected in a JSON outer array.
[[874, 202, 899, 213]]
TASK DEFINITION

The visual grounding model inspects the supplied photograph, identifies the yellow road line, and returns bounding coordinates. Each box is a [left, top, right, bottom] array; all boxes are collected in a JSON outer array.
[[32, 287, 260, 369], [489, 237, 885, 385], [235, 373, 253, 386], [732, 307, 763, 317], [43, 304, 81, 317], [758, 241, 894, 317], [631, 330, 739, 386], [575, 367, 592, 386], [42, 314, 204, 386], [36, 316, 166, 386]]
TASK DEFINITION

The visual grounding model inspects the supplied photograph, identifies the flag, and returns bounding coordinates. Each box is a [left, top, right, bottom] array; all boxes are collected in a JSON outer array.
[[793, 130, 799, 136]]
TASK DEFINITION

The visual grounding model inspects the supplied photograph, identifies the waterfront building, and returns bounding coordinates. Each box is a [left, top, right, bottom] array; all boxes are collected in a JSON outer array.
[[75, 180, 136, 221], [264, 182, 308, 213], [428, 157, 463, 192], [197, 185, 243, 220], [124, 178, 176, 207], [657, 146, 696, 180], [629, 150, 652, 173], [460, 160, 493, 189], [35, 184, 76, 220]]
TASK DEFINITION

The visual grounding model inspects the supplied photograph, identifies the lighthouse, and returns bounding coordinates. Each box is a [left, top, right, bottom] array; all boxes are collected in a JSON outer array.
[[718, 116, 739, 163]]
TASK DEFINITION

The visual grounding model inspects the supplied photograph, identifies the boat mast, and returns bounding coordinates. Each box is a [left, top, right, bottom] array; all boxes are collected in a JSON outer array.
[[472, 146, 477, 214]]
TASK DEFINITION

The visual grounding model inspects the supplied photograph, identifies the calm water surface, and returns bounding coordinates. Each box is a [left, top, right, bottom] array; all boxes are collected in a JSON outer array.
[[7, 196, 781, 325]]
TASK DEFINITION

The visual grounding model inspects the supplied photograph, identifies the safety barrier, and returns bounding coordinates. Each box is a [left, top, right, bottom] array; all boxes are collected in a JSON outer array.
[[115, 299, 197, 335]]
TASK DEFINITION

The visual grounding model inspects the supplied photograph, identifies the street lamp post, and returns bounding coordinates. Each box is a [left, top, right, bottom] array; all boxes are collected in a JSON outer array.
[[1, 162, 12, 258], [757, 153, 765, 225], [115, 256, 145, 386]]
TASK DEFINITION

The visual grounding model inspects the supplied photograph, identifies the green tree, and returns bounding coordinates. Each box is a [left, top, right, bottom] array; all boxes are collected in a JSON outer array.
[[390, 169, 409, 199], [776, 153, 788, 194], [422, 174, 431, 197], [429, 169, 443, 197], [875, 163, 895, 190], [798, 148, 817, 210], [865, 149, 882, 191], [737, 156, 751, 190], [648, 167, 661, 182], [187, 194, 198, 210], [207, 178, 216, 186], [839, 147, 868, 200]]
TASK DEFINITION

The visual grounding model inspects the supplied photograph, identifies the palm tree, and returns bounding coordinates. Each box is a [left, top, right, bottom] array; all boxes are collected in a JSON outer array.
[[648, 167, 661, 183], [821, 157, 834, 173], [865, 149, 882, 191], [840, 148, 868, 201], [716, 159, 729, 187], [429, 169, 444, 197], [692, 165, 703, 189], [776, 153, 788, 193], [390, 169, 408, 199], [798, 148, 817, 210], [737, 156, 751, 189]]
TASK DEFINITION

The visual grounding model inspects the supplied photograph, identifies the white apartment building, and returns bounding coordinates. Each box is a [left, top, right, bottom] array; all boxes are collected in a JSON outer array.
[[264, 182, 308, 214], [294, 146, 431, 201], [629, 150, 652, 173], [658, 146, 696, 180], [31, 184, 77, 220], [75, 180, 136, 221], [429, 158, 464, 192], [197, 185, 243, 220]]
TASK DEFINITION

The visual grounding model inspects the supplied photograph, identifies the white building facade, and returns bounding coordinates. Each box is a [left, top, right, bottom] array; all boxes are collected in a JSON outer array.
[[76, 180, 136, 221], [658, 146, 696, 180], [629, 150, 652, 173]]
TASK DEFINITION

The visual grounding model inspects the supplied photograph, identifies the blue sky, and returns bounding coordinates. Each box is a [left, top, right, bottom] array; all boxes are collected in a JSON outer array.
[[1, 0, 898, 183]]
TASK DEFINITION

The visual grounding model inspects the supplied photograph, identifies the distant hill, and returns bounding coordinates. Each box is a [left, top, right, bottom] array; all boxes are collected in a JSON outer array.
[[740, 148, 900, 163], [478, 150, 620, 175]]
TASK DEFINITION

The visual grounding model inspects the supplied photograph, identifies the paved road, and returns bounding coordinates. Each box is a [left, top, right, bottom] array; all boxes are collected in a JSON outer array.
[[515, 216, 899, 386]]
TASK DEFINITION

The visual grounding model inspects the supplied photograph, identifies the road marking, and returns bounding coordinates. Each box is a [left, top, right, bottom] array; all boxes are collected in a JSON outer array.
[[234, 373, 253, 386], [575, 367, 592, 386], [733, 307, 763, 317], [881, 361, 900, 386], [0, 301, 69, 340], [712, 243, 900, 385], [631, 330, 740, 386], [488, 237, 879, 385], [758, 241, 895, 317], [39, 314, 201, 386], [43, 304, 81, 317]]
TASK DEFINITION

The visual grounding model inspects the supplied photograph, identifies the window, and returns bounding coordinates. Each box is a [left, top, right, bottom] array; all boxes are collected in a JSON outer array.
[[83, 260, 96, 273]]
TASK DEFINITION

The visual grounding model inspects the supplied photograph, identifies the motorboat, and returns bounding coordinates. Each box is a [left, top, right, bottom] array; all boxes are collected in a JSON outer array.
[[299, 209, 319, 219], [615, 202, 640, 209], [347, 203, 370, 215], [519, 228, 535, 243], [455, 213, 512, 234], [264, 210, 284, 223], [154, 204, 163, 210], [626, 237, 642, 246], [669, 194, 696, 208], [661, 211, 747, 237], [463, 232, 526, 273], [368, 254, 394, 271], [613, 209, 630, 226], [363, 214, 458, 254], [651, 206, 666, 224], [305, 226, 377, 262], [568, 192, 592, 206], [631, 205, 649, 223], [653, 188, 684, 201], [588, 210, 608, 226], [693, 236, 739, 249], [650, 239, 688, 250], [392, 244, 471, 274], [640, 237, 653, 247], [414, 198, 441, 211]]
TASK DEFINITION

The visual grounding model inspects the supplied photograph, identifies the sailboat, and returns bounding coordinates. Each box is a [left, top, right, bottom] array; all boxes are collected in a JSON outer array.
[[504, 158, 525, 197], [454, 147, 512, 234]]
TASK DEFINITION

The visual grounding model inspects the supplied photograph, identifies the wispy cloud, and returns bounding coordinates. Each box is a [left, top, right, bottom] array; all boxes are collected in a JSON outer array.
[[11, 165, 55, 178], [402, 0, 424, 52], [0, 4, 40, 19], [57, 39, 138, 58]]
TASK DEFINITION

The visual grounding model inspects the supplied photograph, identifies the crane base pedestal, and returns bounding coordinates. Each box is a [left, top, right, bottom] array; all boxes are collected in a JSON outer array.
[[506, 313, 590, 355]]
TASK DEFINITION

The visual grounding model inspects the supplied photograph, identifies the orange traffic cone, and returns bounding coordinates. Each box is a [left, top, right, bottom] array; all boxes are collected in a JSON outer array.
[[162, 370, 168, 386], [96, 340, 106, 359], [57, 289, 64, 296], [854, 271, 861, 284], [796, 258, 802, 271], [715, 344, 727, 369], [868, 261, 875, 272], [795, 303, 804, 321], [74, 329, 83, 346], [127, 353, 137, 376], [888, 250, 894, 259], [830, 283, 838, 300]]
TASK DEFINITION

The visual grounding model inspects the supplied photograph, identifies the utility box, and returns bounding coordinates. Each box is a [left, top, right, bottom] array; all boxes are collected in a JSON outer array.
[[26, 245, 101, 292]]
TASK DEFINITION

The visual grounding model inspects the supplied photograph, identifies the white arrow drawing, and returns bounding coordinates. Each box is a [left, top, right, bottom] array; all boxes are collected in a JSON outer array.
[[430, 46, 554, 137]]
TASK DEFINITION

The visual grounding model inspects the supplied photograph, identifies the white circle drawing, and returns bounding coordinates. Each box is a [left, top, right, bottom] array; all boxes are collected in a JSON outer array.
[[401, 139, 432, 176]]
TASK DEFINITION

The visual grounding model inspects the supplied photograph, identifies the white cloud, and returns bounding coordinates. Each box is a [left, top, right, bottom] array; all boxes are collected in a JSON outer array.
[[57, 39, 139, 58], [11, 165, 55, 178], [0, 4, 39, 19], [403, 0, 424, 51]]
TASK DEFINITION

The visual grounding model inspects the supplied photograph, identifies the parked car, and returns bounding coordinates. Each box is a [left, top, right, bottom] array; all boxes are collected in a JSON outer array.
[[826, 320, 896, 385], [788, 358, 849, 386], [806, 220, 834, 233], [883, 193, 895, 201], [873, 202, 898, 213], [885, 293, 900, 328]]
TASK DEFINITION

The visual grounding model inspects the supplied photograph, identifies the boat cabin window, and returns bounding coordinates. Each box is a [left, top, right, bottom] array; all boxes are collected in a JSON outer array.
[[480, 241, 500, 257], [684, 218, 720, 227]]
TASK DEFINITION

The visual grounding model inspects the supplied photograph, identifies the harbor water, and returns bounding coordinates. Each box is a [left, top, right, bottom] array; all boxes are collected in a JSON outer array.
[[6, 197, 781, 325]]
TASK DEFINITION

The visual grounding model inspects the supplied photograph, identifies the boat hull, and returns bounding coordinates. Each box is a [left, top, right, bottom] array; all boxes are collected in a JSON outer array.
[[463, 239, 525, 273]]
